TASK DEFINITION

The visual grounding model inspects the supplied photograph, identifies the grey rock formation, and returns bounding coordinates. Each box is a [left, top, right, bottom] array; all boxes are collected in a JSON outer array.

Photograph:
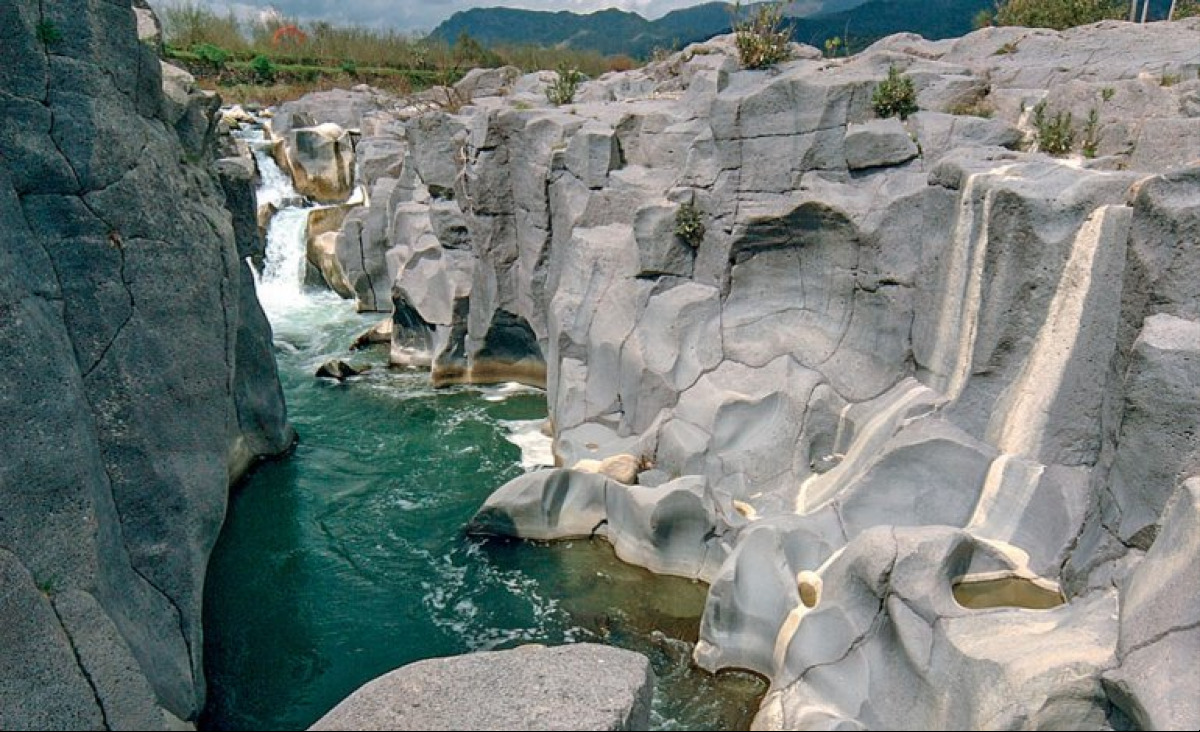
[[316, 19, 1200, 732], [0, 0, 292, 727], [309, 644, 654, 731]]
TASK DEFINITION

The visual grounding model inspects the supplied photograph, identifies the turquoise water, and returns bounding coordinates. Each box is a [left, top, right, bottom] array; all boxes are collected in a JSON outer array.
[[200, 150, 764, 729]]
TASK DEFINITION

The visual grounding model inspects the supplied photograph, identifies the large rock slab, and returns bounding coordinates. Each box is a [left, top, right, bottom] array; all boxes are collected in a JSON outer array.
[[310, 644, 654, 731]]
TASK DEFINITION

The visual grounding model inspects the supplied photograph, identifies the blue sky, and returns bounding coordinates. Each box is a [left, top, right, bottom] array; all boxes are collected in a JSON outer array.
[[147, 1, 721, 34]]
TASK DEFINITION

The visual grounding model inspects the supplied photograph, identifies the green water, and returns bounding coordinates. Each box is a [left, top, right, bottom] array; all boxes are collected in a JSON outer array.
[[200, 291, 765, 731]]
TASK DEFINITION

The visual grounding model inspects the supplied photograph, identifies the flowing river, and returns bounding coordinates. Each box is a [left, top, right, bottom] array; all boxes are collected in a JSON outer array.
[[200, 129, 765, 730]]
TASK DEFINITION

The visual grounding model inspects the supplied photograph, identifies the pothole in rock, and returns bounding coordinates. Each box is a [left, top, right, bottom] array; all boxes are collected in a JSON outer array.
[[952, 575, 1066, 610]]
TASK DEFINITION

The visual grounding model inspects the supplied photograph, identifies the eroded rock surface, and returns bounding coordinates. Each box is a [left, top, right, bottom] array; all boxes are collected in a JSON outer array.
[[0, 0, 292, 727], [288, 18, 1197, 731]]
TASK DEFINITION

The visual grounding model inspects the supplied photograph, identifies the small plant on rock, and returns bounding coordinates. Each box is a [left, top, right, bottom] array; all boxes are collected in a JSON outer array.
[[733, 1, 792, 70], [1081, 107, 1101, 158], [340, 59, 358, 77], [546, 64, 582, 106], [872, 66, 918, 120], [1100, 86, 1115, 102], [36, 19, 62, 45], [674, 202, 706, 248], [1032, 101, 1074, 156]]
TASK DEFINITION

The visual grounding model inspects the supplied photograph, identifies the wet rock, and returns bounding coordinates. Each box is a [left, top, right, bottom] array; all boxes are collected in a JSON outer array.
[[316, 359, 370, 381]]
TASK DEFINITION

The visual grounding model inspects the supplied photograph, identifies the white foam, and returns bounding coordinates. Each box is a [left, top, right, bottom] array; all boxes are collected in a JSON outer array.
[[502, 419, 555, 470]]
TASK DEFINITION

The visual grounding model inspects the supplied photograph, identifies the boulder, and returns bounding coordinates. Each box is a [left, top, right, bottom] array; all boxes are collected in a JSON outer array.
[[1104, 477, 1200, 731], [132, 0, 162, 50], [287, 123, 355, 203], [305, 205, 357, 297], [454, 66, 522, 100], [309, 644, 654, 731], [843, 118, 919, 170], [316, 359, 370, 381]]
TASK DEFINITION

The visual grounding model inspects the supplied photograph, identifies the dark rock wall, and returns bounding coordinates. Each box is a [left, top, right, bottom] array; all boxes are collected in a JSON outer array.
[[0, 1, 292, 727]]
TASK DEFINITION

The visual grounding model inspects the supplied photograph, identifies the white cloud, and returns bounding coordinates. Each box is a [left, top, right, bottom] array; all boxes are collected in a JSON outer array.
[[147, 0, 720, 34]]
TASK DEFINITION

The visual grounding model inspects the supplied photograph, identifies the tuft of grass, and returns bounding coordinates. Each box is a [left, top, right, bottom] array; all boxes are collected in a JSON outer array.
[[993, 41, 1019, 55], [948, 96, 994, 118], [1081, 107, 1101, 159], [873, 65, 918, 120], [36, 19, 62, 45], [1032, 101, 1074, 156], [674, 202, 706, 247], [1100, 86, 1115, 102], [1160, 72, 1180, 87], [732, 1, 792, 70], [546, 64, 582, 106]]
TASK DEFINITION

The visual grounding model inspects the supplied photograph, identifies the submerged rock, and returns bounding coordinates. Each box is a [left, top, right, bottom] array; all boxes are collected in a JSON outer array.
[[316, 359, 370, 381], [309, 644, 654, 731]]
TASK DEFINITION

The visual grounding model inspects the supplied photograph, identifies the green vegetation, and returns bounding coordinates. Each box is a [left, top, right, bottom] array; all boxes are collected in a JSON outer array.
[[993, 0, 1125, 30], [1032, 101, 1075, 156], [872, 66, 919, 121], [994, 41, 1019, 55], [250, 54, 276, 82], [1176, 0, 1200, 18], [1160, 72, 1180, 86], [1101, 86, 1115, 102], [546, 64, 583, 106], [823, 36, 843, 58], [158, 1, 638, 103], [193, 42, 230, 70], [35, 19, 62, 45], [1081, 107, 1101, 158], [733, 1, 792, 70], [674, 202, 706, 248]]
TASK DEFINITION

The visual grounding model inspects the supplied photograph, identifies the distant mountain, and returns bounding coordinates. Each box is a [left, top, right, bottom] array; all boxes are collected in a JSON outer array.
[[428, 0, 1030, 59], [787, 0, 997, 52], [428, 3, 739, 58]]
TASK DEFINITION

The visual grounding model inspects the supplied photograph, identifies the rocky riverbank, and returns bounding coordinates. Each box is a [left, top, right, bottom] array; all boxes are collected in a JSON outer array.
[[271, 18, 1200, 731]]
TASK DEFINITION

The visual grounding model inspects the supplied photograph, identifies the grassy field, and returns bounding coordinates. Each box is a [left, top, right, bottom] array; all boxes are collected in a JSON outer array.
[[160, 2, 638, 104]]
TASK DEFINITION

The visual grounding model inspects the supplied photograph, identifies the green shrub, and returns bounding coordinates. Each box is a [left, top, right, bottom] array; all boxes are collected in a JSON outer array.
[[546, 64, 582, 106], [994, 0, 1124, 30], [340, 59, 358, 76], [733, 1, 792, 70], [1175, 0, 1200, 18], [872, 66, 918, 120], [1100, 86, 1115, 102], [674, 202, 706, 247], [35, 19, 62, 45], [250, 54, 276, 82], [193, 42, 229, 69], [1032, 101, 1074, 156], [1081, 107, 1101, 158]]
